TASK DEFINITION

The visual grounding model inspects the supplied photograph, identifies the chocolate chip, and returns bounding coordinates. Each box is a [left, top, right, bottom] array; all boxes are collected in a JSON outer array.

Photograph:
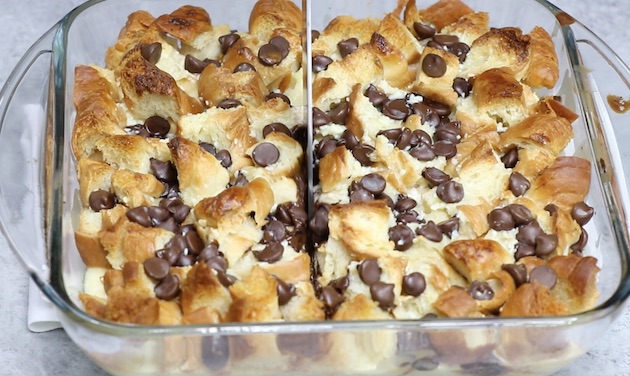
[[253, 241, 284, 263], [311, 29, 321, 41], [219, 33, 240, 54], [321, 286, 344, 311], [312, 107, 331, 127], [571, 228, 588, 252], [147, 206, 170, 226], [252, 142, 280, 167], [352, 145, 374, 166], [436, 180, 464, 203], [358, 259, 381, 285], [276, 278, 296, 306], [157, 246, 181, 266], [409, 143, 436, 161], [316, 136, 338, 159], [338, 37, 359, 58], [438, 217, 459, 237], [377, 128, 402, 144], [158, 217, 178, 233], [205, 256, 228, 273], [453, 77, 472, 97], [328, 101, 350, 124], [360, 173, 386, 195], [389, 224, 415, 251], [126, 206, 152, 227], [154, 274, 180, 300], [312, 55, 333, 73], [487, 208, 516, 231], [365, 84, 388, 107], [88, 190, 116, 212], [140, 42, 161, 64], [342, 129, 360, 150], [396, 128, 414, 150], [258, 43, 284, 66], [217, 272, 237, 287], [544, 203, 559, 215], [201, 336, 229, 370], [501, 147, 519, 168], [144, 116, 170, 138], [269, 36, 290, 59], [143, 257, 170, 280], [434, 122, 461, 144], [507, 204, 533, 226], [289, 205, 308, 230], [530, 265, 557, 289], [413, 22, 436, 40], [501, 263, 528, 287], [124, 124, 150, 137], [432, 140, 457, 159], [263, 220, 286, 242], [215, 149, 232, 168], [412, 102, 440, 127], [535, 234, 558, 257], [310, 205, 330, 239], [514, 243, 536, 261], [265, 92, 291, 105], [175, 253, 196, 267], [425, 100, 451, 117], [150, 158, 177, 184], [183, 230, 203, 256], [200, 142, 217, 155], [422, 53, 447, 78], [232, 173, 248, 187], [416, 221, 443, 242], [468, 280, 494, 301], [171, 204, 191, 224], [217, 98, 242, 109], [516, 221, 544, 246], [401, 272, 426, 297], [184, 55, 219, 74], [450, 42, 470, 63], [411, 355, 440, 371], [509, 172, 530, 197], [370, 281, 395, 309], [422, 167, 451, 189], [395, 196, 417, 213], [198, 242, 220, 262], [233, 62, 256, 73], [329, 276, 350, 293], [382, 99, 411, 120], [571, 202, 594, 226], [350, 186, 374, 203], [432, 34, 459, 47]]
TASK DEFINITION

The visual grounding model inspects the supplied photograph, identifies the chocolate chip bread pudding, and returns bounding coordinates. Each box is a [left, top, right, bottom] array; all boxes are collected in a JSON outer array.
[[73, 0, 598, 328]]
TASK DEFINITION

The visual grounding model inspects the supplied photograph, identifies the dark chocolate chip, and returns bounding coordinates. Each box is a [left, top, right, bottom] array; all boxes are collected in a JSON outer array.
[[219, 33, 240, 54], [468, 281, 494, 301], [276, 278, 296, 306], [201, 335, 229, 370], [432, 140, 457, 159], [501, 147, 519, 168], [413, 22, 436, 40], [269, 36, 290, 59], [233, 173, 249, 187], [436, 180, 464, 203], [262, 219, 286, 242], [158, 246, 181, 266], [184, 55, 219, 74], [175, 253, 196, 267], [312, 55, 333, 73], [88, 190, 116, 212], [450, 42, 470, 63], [200, 142, 217, 155], [409, 143, 436, 161], [397, 210, 421, 225], [453, 77, 472, 97], [262, 123, 292, 139], [571, 202, 594, 226], [205, 256, 228, 273], [514, 243, 536, 261], [158, 217, 178, 233], [143, 257, 170, 280], [184, 230, 204, 256], [360, 173, 386, 195], [438, 217, 459, 238], [487, 208, 516, 231], [233, 62, 256, 73], [544, 203, 559, 215], [425, 100, 452, 117], [365, 84, 388, 107], [432, 34, 459, 47], [321, 286, 344, 311], [350, 188, 374, 203], [382, 99, 411, 121], [124, 124, 150, 138], [411, 102, 440, 127], [288, 205, 308, 230], [389, 224, 415, 251], [352, 145, 374, 166], [402, 272, 426, 297], [253, 241, 284, 263], [434, 123, 461, 144], [144, 116, 170, 138], [395, 196, 417, 212], [530, 265, 557, 289], [217, 271, 237, 287], [422, 167, 451, 189], [258, 43, 284, 66], [147, 206, 170, 226], [509, 172, 530, 197], [198, 242, 220, 262], [422, 53, 447, 78], [370, 281, 395, 309], [316, 136, 338, 159], [312, 107, 331, 127], [396, 128, 414, 150], [377, 128, 402, 145], [516, 221, 545, 246], [217, 98, 242, 109], [416, 221, 443, 242], [501, 263, 528, 287], [338, 37, 359, 58], [311, 30, 321, 41], [252, 142, 280, 167], [570, 227, 588, 252], [328, 101, 350, 124], [140, 42, 162, 64], [150, 158, 177, 184], [535, 233, 558, 257], [265, 92, 291, 105], [215, 149, 232, 168], [507, 204, 533, 226], [358, 259, 381, 286], [126, 206, 152, 227], [154, 274, 180, 300], [342, 129, 360, 150]]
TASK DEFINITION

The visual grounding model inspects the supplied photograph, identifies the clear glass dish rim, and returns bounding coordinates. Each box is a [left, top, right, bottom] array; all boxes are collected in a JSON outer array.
[[35, 0, 630, 337]]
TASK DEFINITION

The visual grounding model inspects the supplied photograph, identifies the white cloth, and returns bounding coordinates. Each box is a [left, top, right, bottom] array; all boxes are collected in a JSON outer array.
[[27, 279, 61, 332]]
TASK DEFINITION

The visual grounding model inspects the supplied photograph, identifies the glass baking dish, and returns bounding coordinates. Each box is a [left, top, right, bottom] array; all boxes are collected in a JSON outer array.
[[1, 0, 630, 374]]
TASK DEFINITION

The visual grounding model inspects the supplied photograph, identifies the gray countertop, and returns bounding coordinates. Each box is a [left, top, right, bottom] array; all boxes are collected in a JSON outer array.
[[0, 0, 629, 375]]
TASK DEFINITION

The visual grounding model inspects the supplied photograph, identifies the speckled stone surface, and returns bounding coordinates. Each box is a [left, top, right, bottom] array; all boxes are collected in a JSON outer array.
[[0, 1, 629, 375]]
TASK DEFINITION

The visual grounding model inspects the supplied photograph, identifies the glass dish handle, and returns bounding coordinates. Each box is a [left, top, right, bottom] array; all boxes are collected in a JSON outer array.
[[0, 24, 59, 285]]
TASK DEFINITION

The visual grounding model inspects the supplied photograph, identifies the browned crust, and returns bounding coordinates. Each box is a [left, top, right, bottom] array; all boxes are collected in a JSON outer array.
[[153, 5, 212, 44]]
